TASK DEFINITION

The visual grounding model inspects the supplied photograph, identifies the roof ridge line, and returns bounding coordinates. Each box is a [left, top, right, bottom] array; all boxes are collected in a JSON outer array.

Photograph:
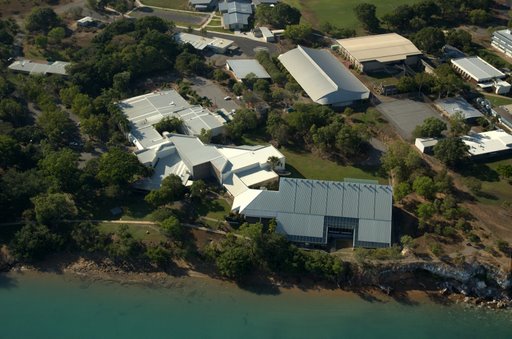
[[297, 45, 338, 92]]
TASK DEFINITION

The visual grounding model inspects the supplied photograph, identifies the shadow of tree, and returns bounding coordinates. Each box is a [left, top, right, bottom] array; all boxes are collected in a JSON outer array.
[[390, 291, 420, 306], [460, 163, 500, 182], [0, 274, 17, 289]]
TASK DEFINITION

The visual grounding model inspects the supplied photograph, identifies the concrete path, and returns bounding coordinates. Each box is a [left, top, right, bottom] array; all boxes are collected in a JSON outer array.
[[200, 11, 217, 30]]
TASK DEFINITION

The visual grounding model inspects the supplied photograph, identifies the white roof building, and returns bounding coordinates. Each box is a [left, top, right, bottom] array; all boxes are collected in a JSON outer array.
[[462, 130, 512, 159], [337, 33, 422, 72], [278, 46, 370, 106], [415, 138, 438, 154], [174, 32, 234, 54], [120, 90, 226, 150], [133, 133, 285, 194], [451, 56, 510, 94], [8, 59, 70, 75], [233, 177, 393, 248], [130, 133, 393, 249], [225, 59, 271, 81], [434, 97, 484, 121], [451, 56, 505, 82]]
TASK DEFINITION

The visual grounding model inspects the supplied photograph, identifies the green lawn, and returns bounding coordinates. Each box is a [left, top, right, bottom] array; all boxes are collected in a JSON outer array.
[[98, 222, 167, 244], [203, 26, 233, 34], [196, 198, 231, 221], [281, 147, 386, 183], [473, 158, 512, 205], [283, 0, 422, 30], [87, 193, 154, 221], [483, 94, 512, 107], [141, 0, 190, 10]]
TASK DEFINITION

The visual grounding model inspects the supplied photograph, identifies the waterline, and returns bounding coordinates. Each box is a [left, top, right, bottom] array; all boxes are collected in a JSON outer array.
[[0, 272, 510, 339]]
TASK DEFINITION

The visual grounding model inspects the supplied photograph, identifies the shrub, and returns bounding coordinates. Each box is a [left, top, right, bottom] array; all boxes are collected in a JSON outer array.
[[400, 235, 415, 248], [496, 240, 511, 255], [430, 243, 443, 257], [468, 233, 480, 243]]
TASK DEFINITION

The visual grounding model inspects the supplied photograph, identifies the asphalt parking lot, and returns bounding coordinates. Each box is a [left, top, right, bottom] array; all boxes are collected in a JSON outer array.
[[189, 76, 240, 113], [376, 99, 442, 140]]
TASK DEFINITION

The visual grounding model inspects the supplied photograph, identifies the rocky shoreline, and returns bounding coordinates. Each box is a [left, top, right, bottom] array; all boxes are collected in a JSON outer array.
[[2, 251, 510, 310]]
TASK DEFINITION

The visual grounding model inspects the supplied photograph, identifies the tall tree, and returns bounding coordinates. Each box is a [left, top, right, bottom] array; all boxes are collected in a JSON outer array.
[[354, 3, 380, 32], [413, 117, 447, 138], [25, 7, 62, 33], [31, 193, 78, 225], [433, 137, 469, 168], [412, 27, 446, 54], [97, 148, 145, 185]]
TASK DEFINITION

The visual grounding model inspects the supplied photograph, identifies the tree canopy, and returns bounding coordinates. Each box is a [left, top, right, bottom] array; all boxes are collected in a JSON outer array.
[[255, 3, 301, 29], [145, 174, 185, 206], [433, 137, 469, 168], [354, 3, 380, 32], [97, 148, 145, 185], [413, 117, 447, 138], [25, 7, 63, 33]]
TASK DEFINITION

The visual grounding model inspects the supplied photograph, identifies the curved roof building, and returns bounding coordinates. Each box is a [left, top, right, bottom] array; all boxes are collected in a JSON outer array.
[[278, 46, 370, 107]]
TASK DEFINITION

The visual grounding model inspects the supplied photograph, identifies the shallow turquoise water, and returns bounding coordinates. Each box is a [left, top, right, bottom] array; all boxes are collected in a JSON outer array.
[[0, 272, 511, 339]]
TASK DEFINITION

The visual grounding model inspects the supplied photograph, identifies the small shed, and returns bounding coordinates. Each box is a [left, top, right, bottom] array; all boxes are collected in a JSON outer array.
[[415, 138, 438, 154], [258, 27, 275, 42], [77, 16, 97, 28]]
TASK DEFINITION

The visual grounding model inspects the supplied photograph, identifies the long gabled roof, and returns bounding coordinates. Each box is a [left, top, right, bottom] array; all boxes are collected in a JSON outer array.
[[337, 33, 422, 63], [278, 46, 370, 105], [451, 56, 505, 82]]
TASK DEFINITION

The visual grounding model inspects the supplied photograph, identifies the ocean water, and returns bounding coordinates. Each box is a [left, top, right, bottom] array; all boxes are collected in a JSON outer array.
[[0, 272, 511, 339]]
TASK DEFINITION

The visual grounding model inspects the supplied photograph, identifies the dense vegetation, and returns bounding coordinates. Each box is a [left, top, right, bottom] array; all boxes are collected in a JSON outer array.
[[205, 222, 350, 283]]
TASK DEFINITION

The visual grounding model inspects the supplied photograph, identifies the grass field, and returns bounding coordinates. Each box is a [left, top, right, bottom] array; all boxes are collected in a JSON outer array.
[[473, 158, 512, 205], [283, 0, 422, 30], [281, 147, 386, 183], [98, 222, 167, 244], [141, 0, 190, 10], [197, 198, 231, 220], [483, 94, 512, 107]]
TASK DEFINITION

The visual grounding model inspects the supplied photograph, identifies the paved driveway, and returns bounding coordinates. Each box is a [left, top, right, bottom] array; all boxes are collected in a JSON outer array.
[[189, 76, 240, 112], [376, 99, 442, 140]]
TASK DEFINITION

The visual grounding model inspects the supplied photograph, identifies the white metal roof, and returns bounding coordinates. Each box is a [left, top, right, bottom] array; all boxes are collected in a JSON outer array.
[[415, 138, 439, 147], [278, 46, 370, 105], [237, 167, 278, 187], [174, 32, 233, 51], [234, 177, 393, 243], [462, 130, 512, 156], [8, 59, 70, 75], [451, 56, 505, 82], [435, 97, 484, 120], [216, 144, 284, 173], [337, 33, 422, 63], [226, 59, 271, 79], [219, 1, 253, 14], [121, 90, 226, 149], [357, 219, 392, 244], [259, 26, 274, 38]]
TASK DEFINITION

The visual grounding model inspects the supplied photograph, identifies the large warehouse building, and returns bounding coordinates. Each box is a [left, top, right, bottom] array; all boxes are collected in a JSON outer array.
[[233, 178, 393, 248], [451, 56, 510, 94], [491, 29, 512, 57], [278, 46, 370, 107], [337, 33, 422, 73]]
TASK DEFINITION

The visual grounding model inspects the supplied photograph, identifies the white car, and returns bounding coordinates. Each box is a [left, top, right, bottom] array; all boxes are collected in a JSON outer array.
[[224, 96, 231, 100]]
